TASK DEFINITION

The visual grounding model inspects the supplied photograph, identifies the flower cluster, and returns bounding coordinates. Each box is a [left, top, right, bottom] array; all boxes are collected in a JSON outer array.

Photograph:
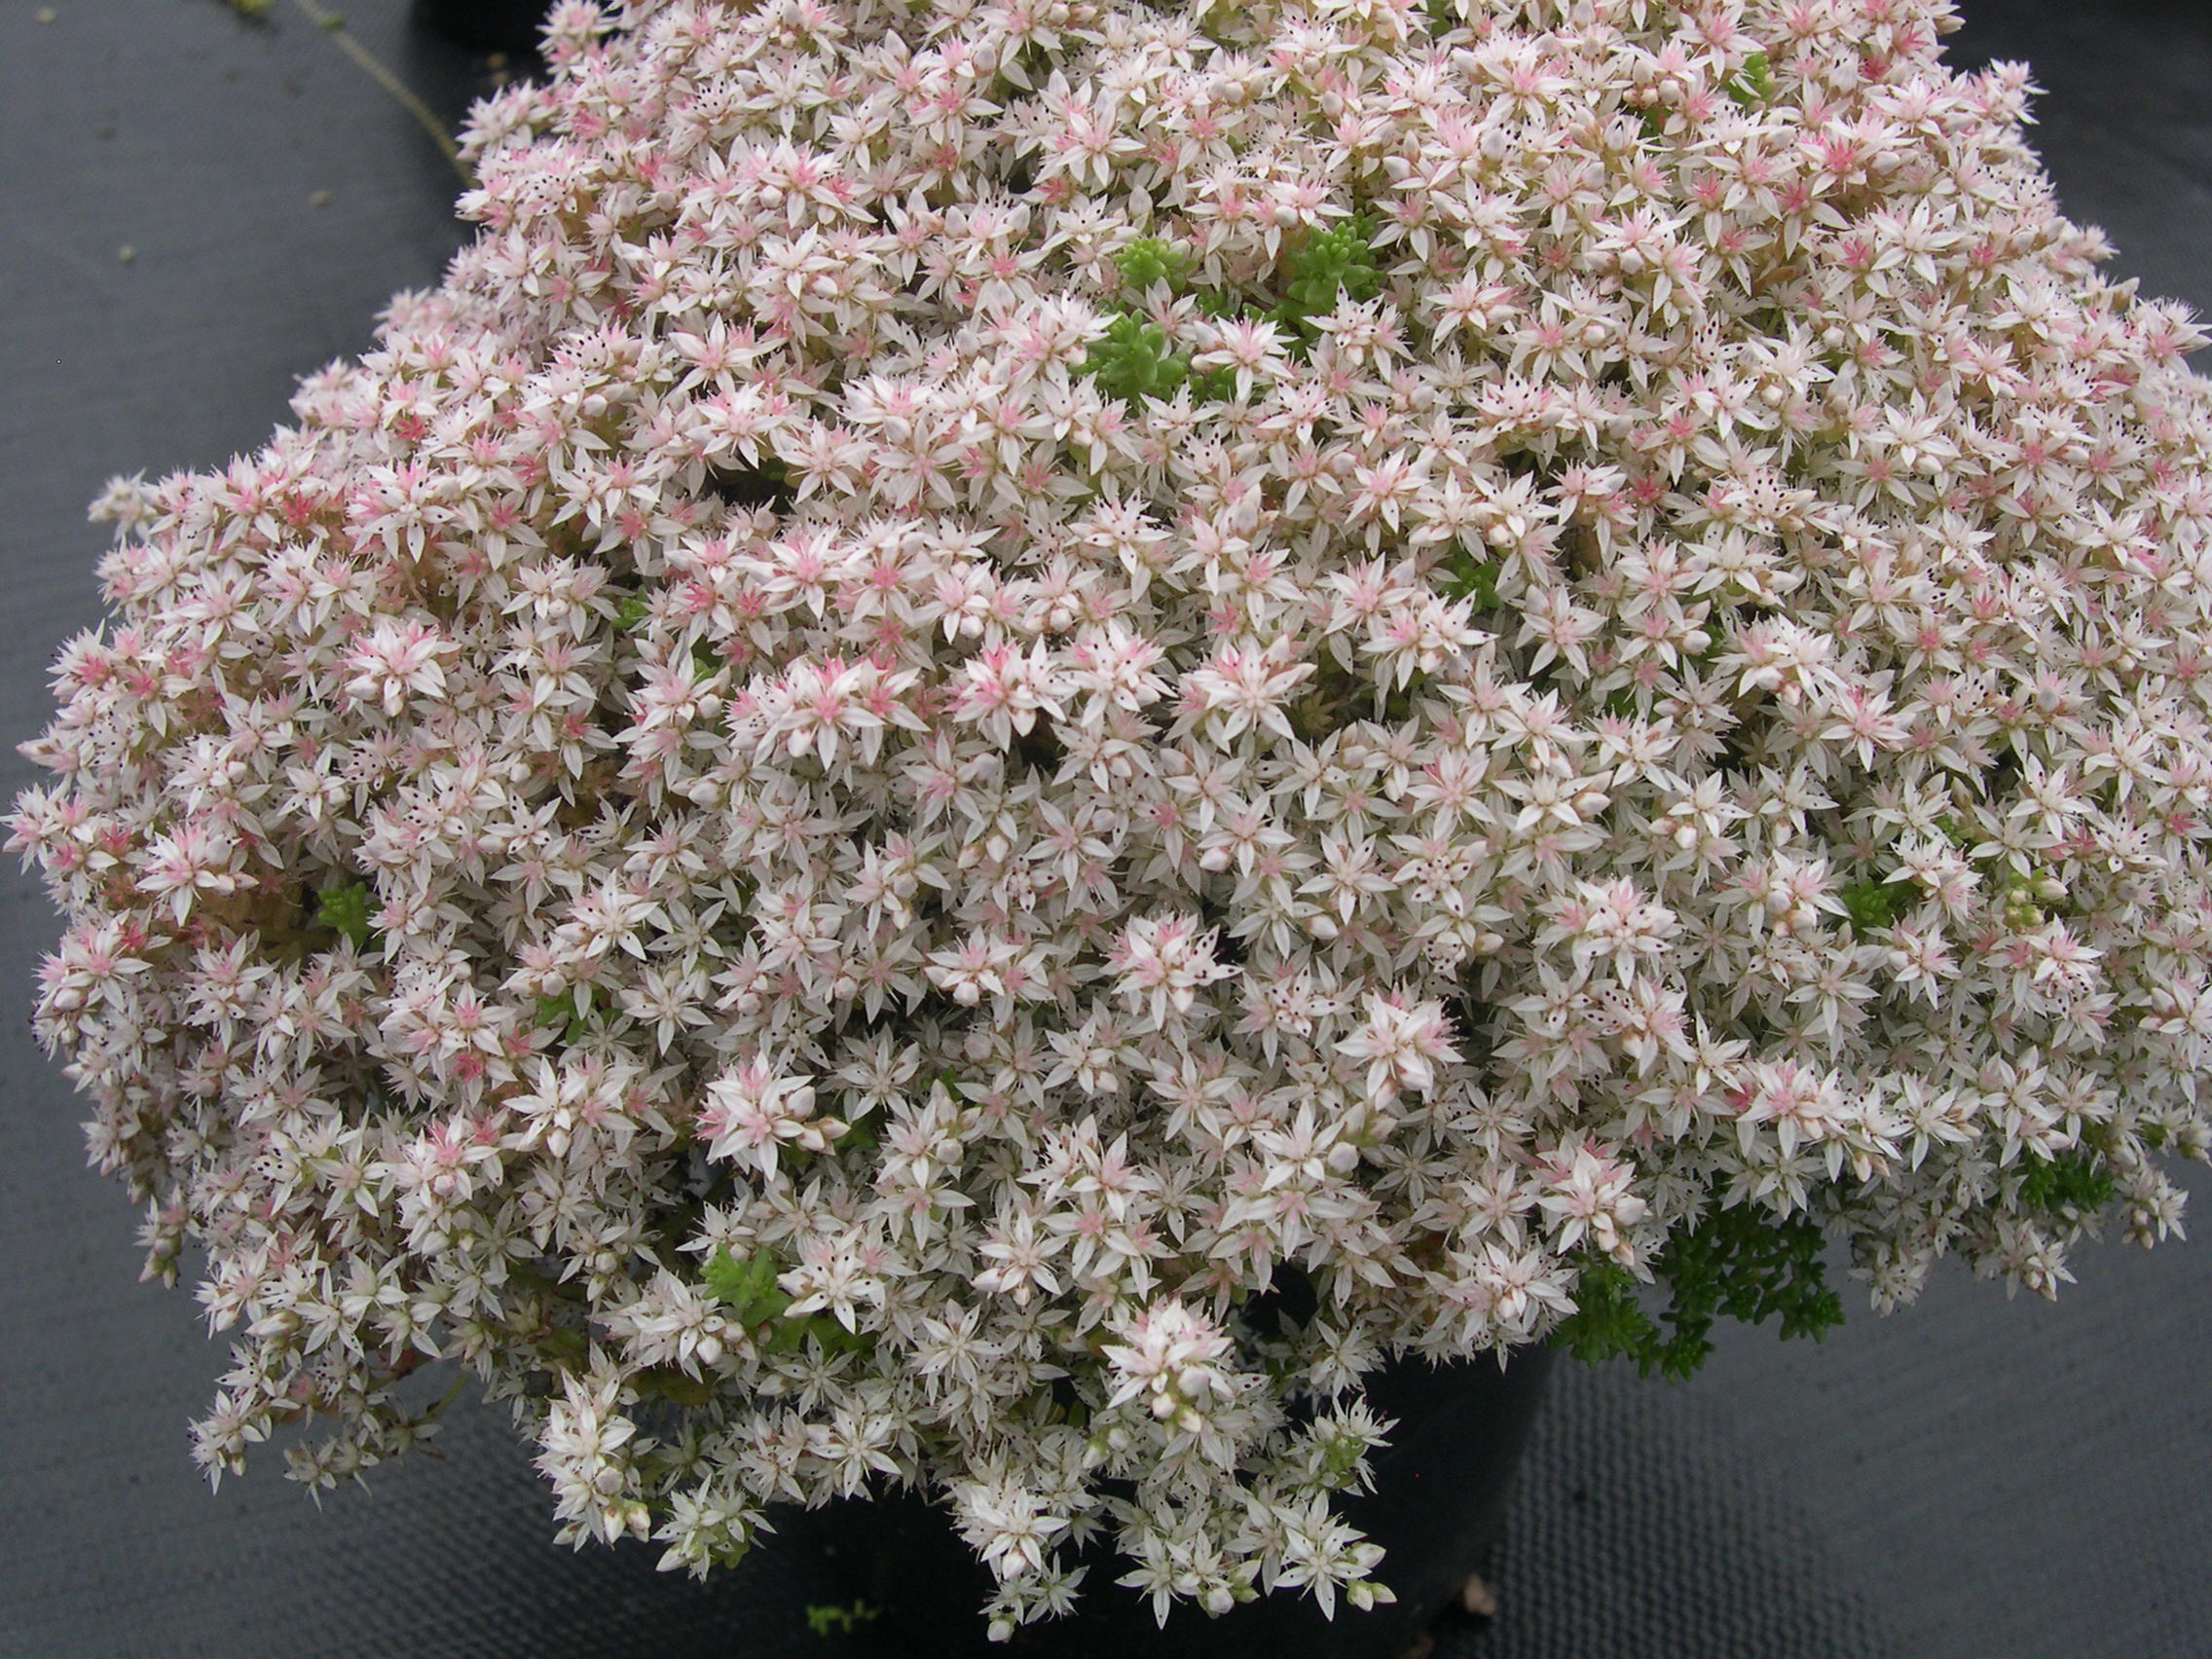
[[17, 0, 2212, 1636]]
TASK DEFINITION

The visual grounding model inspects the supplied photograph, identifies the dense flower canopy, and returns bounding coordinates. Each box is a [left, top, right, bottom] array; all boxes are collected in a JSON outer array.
[[15, 0, 2212, 1634]]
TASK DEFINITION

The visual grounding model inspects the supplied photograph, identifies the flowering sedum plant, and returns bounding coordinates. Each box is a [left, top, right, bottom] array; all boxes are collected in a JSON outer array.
[[16, 0, 2212, 1636]]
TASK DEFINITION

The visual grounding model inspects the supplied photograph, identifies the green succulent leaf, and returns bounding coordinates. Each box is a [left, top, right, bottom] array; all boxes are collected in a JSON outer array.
[[1726, 49, 1774, 108], [634, 1365, 716, 1406], [313, 879, 375, 948], [2016, 1148, 2115, 1217], [804, 1601, 880, 1637], [703, 1244, 793, 1325], [1556, 1200, 1843, 1380], [1840, 876, 1910, 934], [1080, 311, 1193, 403], [1112, 236, 1190, 292], [1439, 551, 1501, 609], [1551, 1257, 1663, 1368], [1273, 209, 1382, 332]]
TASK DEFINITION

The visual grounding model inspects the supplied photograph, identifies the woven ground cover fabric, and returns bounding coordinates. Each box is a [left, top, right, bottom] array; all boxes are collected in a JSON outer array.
[[1, 3, 2207, 1656]]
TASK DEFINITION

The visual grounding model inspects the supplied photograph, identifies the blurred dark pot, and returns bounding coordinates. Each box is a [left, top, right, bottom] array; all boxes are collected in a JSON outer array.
[[414, 0, 544, 55], [816, 1346, 1553, 1659]]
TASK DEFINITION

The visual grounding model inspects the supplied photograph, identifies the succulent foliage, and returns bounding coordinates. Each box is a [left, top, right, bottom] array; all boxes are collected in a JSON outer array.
[[15, 0, 2212, 1639]]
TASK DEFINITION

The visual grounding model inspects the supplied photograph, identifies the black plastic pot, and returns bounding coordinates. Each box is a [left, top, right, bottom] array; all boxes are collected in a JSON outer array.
[[809, 1347, 1554, 1659], [414, 0, 546, 55]]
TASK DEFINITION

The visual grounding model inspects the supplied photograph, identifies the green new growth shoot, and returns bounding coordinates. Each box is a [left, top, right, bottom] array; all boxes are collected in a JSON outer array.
[[1726, 50, 1775, 109], [1839, 874, 1912, 934], [1554, 1200, 1844, 1381], [1438, 548, 1502, 610], [1080, 213, 1387, 404], [805, 1601, 880, 1637], [313, 879, 375, 948], [534, 989, 591, 1045], [1273, 209, 1383, 334], [1082, 312, 1199, 403], [704, 1244, 795, 1323], [2016, 1148, 2116, 1218], [704, 1245, 870, 1356], [1112, 236, 1191, 292]]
